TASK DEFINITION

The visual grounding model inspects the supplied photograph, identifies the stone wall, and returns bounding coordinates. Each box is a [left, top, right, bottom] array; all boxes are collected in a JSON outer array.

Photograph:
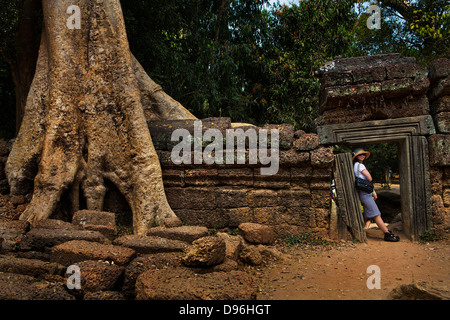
[[427, 58, 450, 238], [0, 119, 335, 238], [151, 119, 334, 236], [315, 53, 450, 238]]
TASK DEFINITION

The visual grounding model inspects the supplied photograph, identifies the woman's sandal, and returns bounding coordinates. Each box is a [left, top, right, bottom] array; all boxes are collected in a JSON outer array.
[[384, 230, 400, 242]]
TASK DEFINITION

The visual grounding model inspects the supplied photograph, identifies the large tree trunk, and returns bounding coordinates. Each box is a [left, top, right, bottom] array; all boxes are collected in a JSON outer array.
[[5, 0, 196, 235]]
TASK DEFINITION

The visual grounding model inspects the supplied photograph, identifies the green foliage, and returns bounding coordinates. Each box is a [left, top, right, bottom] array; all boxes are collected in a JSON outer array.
[[419, 229, 445, 243], [0, 0, 448, 140]]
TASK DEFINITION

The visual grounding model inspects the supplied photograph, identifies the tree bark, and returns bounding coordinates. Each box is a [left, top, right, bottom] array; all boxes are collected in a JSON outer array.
[[5, 0, 196, 235]]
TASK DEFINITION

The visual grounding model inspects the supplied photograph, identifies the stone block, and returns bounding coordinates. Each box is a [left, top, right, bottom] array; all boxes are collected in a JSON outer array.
[[146, 225, 209, 243], [351, 65, 386, 83], [19, 227, 110, 251], [0, 273, 75, 300], [428, 134, 450, 166], [428, 76, 450, 100], [184, 168, 218, 186], [135, 269, 255, 300], [70, 260, 124, 292], [279, 149, 310, 167], [310, 147, 334, 168], [0, 255, 65, 278], [293, 133, 320, 151], [174, 209, 229, 228], [112, 234, 187, 253], [215, 187, 250, 208], [428, 58, 450, 81], [430, 95, 450, 114], [217, 168, 253, 186], [181, 235, 226, 267], [50, 240, 136, 266], [238, 222, 276, 244], [72, 210, 117, 240], [433, 112, 450, 133], [385, 63, 421, 79], [183, 187, 217, 210], [162, 169, 185, 187]]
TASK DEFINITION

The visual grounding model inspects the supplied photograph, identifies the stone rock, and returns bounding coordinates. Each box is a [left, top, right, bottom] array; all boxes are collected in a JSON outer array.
[[122, 252, 182, 298], [182, 236, 226, 267], [135, 268, 256, 300], [238, 222, 276, 245], [0, 272, 75, 300], [388, 282, 450, 300], [216, 232, 243, 260], [293, 133, 320, 151], [50, 240, 136, 266], [428, 134, 450, 166], [239, 243, 263, 266], [428, 58, 450, 81], [0, 217, 30, 251], [0, 255, 65, 278], [310, 147, 335, 168], [73, 260, 124, 292], [112, 234, 187, 253], [20, 227, 110, 251], [146, 225, 209, 243], [72, 210, 117, 240], [163, 216, 183, 228]]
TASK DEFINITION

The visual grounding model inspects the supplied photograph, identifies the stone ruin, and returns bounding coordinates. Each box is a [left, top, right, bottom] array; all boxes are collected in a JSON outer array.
[[0, 53, 448, 299]]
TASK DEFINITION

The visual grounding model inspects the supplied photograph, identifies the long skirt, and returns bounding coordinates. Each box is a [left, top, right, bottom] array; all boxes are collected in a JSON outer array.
[[358, 190, 381, 219]]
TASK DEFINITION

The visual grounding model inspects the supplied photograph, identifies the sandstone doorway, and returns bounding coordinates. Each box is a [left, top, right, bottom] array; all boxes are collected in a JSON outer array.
[[319, 115, 435, 241]]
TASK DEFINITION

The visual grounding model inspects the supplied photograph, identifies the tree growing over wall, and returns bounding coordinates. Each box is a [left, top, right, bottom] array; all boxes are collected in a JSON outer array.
[[5, 0, 196, 234]]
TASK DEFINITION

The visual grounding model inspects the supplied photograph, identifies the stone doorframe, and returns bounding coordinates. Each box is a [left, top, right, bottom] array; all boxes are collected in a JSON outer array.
[[317, 115, 436, 241]]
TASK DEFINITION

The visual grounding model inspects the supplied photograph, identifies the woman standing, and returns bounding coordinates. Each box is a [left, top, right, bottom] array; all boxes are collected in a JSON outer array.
[[353, 148, 400, 242]]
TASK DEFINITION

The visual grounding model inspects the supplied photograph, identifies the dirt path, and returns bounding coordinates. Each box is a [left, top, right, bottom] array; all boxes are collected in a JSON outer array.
[[255, 230, 449, 300]]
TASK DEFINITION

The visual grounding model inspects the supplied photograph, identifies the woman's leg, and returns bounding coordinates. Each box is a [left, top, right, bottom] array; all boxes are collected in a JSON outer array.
[[373, 215, 389, 233], [364, 218, 371, 229]]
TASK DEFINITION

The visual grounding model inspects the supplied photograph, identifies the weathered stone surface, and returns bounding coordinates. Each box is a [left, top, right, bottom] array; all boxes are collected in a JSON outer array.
[[112, 234, 187, 253], [0, 255, 65, 278], [239, 243, 263, 265], [182, 236, 226, 267], [0, 272, 75, 300], [73, 260, 124, 292], [429, 76, 450, 100], [293, 133, 320, 151], [122, 252, 182, 297], [431, 195, 446, 225], [428, 58, 450, 81], [433, 112, 450, 133], [216, 232, 243, 260], [146, 225, 209, 243], [0, 218, 29, 250], [163, 216, 183, 228], [72, 210, 117, 240], [50, 240, 136, 266], [428, 134, 450, 166], [238, 222, 276, 245], [388, 281, 450, 300], [430, 95, 450, 114], [310, 147, 335, 168], [20, 227, 110, 251], [135, 268, 256, 300]]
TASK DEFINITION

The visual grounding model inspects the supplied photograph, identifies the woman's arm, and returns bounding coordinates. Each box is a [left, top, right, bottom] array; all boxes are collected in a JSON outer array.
[[361, 169, 373, 182]]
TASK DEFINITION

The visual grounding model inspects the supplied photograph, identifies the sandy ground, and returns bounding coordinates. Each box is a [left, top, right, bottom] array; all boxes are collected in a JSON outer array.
[[254, 230, 449, 300]]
